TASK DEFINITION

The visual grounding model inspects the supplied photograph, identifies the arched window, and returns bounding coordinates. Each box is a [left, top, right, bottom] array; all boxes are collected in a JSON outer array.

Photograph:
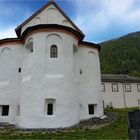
[[25, 38, 33, 53], [50, 45, 58, 58]]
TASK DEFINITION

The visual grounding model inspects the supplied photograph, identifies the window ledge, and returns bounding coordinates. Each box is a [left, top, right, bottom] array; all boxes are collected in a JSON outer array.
[[43, 115, 55, 118]]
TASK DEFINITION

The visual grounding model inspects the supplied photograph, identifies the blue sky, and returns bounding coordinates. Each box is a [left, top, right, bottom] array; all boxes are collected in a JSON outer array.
[[1, 0, 140, 43]]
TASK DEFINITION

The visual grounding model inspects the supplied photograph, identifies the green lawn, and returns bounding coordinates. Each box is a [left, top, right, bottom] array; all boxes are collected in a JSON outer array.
[[0, 108, 137, 139]]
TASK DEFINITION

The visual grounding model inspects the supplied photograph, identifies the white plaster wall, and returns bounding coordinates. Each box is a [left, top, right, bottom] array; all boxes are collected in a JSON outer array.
[[0, 44, 24, 124], [103, 82, 140, 108], [102, 82, 125, 108], [21, 4, 76, 34], [125, 83, 140, 107], [78, 46, 103, 120], [19, 31, 80, 128], [0, 32, 103, 128]]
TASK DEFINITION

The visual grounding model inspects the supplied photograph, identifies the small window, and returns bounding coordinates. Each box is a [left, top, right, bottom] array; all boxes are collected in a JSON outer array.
[[45, 99, 55, 116], [102, 83, 105, 92], [88, 104, 94, 115], [137, 84, 140, 92], [18, 68, 21, 73], [0, 105, 9, 116], [112, 83, 118, 92], [50, 45, 57, 58], [47, 103, 53, 115], [125, 84, 131, 92]]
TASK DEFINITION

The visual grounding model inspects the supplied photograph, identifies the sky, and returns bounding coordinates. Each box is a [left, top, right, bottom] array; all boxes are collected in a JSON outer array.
[[1, 0, 140, 43]]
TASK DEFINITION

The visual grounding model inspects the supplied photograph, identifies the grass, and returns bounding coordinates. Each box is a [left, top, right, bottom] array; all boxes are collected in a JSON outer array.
[[0, 108, 138, 139]]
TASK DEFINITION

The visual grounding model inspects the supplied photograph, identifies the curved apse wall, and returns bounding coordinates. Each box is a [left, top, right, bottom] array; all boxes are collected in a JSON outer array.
[[0, 47, 12, 80], [46, 34, 63, 75]]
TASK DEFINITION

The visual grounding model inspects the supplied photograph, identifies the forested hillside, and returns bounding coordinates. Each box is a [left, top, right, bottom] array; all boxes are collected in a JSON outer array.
[[99, 31, 140, 76]]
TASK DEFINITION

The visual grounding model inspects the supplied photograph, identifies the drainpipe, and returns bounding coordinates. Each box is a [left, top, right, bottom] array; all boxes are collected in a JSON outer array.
[[122, 81, 126, 108]]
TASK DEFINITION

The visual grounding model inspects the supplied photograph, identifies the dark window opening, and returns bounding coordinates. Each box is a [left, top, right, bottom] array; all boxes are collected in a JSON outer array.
[[18, 68, 21, 73], [80, 69, 82, 74], [47, 103, 53, 115], [2, 105, 9, 116], [88, 104, 94, 115], [31, 49, 33, 53], [50, 45, 58, 58]]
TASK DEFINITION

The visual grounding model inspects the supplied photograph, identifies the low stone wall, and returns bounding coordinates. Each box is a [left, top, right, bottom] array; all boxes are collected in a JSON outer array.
[[78, 112, 118, 129]]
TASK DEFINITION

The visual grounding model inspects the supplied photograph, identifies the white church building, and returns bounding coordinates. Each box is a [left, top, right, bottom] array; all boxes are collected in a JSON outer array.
[[0, 1, 103, 128]]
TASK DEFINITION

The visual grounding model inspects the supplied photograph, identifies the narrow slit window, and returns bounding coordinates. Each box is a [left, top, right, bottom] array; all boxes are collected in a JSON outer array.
[[80, 69, 82, 74], [18, 68, 21, 73], [45, 99, 55, 116], [50, 45, 58, 58]]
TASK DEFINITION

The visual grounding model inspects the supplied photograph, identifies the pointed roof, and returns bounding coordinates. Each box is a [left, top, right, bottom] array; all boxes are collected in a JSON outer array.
[[15, 0, 84, 38]]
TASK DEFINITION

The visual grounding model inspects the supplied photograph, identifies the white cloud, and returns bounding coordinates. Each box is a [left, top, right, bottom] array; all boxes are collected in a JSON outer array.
[[0, 26, 17, 39], [102, 0, 133, 18], [73, 0, 140, 42], [1, 0, 140, 42]]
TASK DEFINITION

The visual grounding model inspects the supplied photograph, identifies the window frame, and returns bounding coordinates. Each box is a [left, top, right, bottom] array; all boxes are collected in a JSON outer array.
[[88, 104, 95, 115], [112, 83, 119, 92], [50, 45, 58, 58], [137, 84, 140, 92], [0, 105, 9, 116], [102, 83, 105, 92], [45, 99, 55, 116], [125, 84, 131, 92]]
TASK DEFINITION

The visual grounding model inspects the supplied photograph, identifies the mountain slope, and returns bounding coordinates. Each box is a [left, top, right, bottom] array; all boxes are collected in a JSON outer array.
[[99, 31, 140, 76]]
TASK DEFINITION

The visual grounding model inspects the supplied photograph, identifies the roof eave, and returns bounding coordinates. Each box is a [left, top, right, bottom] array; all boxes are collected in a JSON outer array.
[[20, 24, 84, 42], [80, 41, 101, 52], [0, 38, 23, 45]]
